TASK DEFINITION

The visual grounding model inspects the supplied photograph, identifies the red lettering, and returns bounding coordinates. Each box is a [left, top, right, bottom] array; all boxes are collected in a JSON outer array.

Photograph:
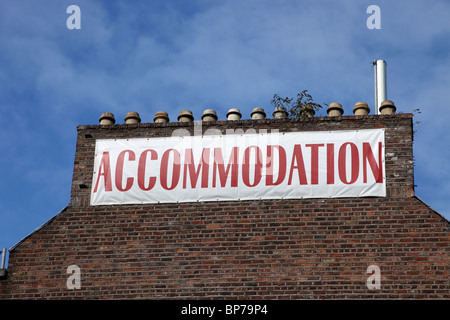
[[115, 150, 135, 192], [266, 145, 286, 186], [363, 142, 383, 183], [305, 144, 324, 184], [327, 143, 334, 184], [183, 148, 210, 189], [288, 144, 308, 185], [93, 152, 112, 192], [242, 146, 263, 187], [160, 149, 181, 190], [338, 142, 359, 184], [213, 147, 239, 187], [137, 149, 158, 191], [93, 135, 383, 200]]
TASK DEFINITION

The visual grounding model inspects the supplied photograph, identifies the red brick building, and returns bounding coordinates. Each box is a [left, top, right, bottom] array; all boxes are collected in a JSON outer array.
[[0, 107, 448, 299]]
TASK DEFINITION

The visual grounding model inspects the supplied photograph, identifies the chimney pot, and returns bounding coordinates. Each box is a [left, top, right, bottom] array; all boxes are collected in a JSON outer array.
[[353, 102, 370, 116], [327, 102, 344, 117], [154, 111, 170, 123], [379, 100, 396, 115], [226, 108, 242, 121], [177, 110, 194, 123], [251, 107, 266, 119], [201, 109, 218, 122], [99, 112, 115, 125], [272, 106, 288, 119], [124, 111, 141, 124]]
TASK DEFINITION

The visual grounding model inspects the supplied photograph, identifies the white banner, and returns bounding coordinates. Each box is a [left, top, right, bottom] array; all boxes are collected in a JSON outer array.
[[90, 129, 385, 205]]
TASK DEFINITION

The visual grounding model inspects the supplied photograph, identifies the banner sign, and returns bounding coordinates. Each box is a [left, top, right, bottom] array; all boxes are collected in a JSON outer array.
[[90, 129, 385, 205]]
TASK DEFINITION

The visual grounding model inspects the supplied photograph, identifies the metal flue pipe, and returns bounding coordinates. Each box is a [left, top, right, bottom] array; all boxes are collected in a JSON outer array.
[[1, 248, 6, 269], [373, 60, 387, 115]]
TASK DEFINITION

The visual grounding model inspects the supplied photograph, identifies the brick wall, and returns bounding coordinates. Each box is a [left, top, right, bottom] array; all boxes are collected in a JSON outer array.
[[1, 114, 449, 299]]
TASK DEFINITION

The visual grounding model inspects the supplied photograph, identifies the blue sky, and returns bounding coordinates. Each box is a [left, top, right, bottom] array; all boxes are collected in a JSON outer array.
[[1, 0, 449, 253]]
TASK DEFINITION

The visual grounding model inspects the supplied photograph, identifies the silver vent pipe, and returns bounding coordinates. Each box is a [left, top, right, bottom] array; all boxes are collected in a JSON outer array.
[[373, 59, 387, 115], [1, 248, 6, 269]]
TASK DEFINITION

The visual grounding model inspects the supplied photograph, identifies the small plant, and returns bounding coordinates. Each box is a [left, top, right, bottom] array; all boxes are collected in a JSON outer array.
[[271, 90, 325, 118]]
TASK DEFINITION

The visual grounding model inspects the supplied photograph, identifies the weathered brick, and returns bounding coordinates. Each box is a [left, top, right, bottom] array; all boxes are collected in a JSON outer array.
[[0, 114, 449, 300]]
